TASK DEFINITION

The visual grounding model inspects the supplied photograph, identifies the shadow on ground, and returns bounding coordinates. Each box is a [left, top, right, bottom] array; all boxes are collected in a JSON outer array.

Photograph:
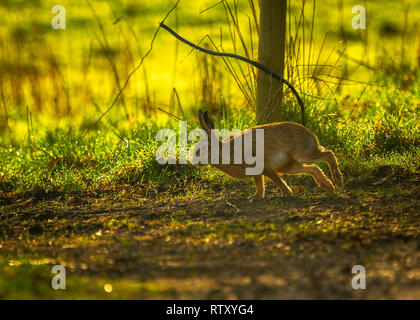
[[0, 167, 419, 299]]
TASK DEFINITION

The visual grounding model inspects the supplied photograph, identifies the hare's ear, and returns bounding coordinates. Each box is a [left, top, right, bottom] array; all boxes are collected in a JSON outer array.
[[198, 109, 209, 133], [203, 111, 215, 131]]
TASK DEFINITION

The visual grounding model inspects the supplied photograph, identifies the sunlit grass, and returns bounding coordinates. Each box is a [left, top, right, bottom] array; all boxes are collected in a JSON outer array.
[[1, 0, 418, 135], [0, 0, 419, 193]]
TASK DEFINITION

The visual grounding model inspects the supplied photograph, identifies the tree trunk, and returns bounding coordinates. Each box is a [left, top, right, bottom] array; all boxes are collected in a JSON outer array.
[[256, 0, 287, 124]]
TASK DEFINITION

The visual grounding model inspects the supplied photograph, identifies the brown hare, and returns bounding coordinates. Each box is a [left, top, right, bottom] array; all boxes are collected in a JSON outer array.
[[192, 110, 343, 199]]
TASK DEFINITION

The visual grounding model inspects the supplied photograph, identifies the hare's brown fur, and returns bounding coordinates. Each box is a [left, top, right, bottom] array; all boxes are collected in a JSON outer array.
[[195, 110, 343, 199]]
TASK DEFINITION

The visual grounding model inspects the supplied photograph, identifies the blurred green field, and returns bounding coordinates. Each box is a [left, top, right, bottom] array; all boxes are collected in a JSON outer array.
[[0, 0, 419, 136]]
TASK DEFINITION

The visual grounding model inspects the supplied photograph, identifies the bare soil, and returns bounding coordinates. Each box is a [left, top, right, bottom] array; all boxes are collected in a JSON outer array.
[[1, 166, 419, 299]]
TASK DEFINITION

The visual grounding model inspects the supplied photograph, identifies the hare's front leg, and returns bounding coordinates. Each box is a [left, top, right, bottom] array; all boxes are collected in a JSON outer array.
[[264, 169, 293, 196], [249, 175, 265, 199]]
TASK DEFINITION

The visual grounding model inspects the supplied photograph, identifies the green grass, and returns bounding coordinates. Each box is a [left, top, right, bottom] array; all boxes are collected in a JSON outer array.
[[1, 0, 418, 193], [0, 256, 186, 299], [0, 98, 418, 194], [0, 75, 419, 194]]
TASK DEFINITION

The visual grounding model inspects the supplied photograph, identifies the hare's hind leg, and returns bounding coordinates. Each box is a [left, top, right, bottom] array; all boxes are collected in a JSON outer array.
[[314, 149, 343, 188], [288, 162, 335, 191], [264, 169, 293, 196], [250, 175, 265, 199]]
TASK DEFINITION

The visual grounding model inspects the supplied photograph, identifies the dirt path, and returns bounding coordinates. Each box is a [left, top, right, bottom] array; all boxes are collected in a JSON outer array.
[[1, 168, 419, 299]]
